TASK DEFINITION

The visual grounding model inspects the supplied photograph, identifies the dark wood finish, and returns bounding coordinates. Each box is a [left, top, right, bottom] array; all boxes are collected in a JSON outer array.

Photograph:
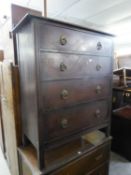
[[39, 53, 112, 81], [112, 87, 131, 109], [45, 100, 110, 142], [123, 88, 131, 103], [16, 20, 39, 149], [11, 4, 42, 65], [112, 88, 125, 110], [38, 23, 113, 56], [87, 163, 109, 175], [52, 162, 109, 175], [111, 106, 131, 160], [41, 79, 111, 109], [113, 105, 131, 119], [13, 14, 113, 170], [18, 139, 110, 175], [51, 144, 110, 175], [12, 65, 22, 146]]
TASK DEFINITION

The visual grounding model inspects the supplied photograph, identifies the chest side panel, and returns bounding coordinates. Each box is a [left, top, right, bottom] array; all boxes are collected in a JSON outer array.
[[16, 21, 39, 147]]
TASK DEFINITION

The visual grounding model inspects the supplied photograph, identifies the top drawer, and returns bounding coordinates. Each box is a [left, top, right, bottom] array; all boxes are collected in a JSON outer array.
[[37, 23, 113, 56]]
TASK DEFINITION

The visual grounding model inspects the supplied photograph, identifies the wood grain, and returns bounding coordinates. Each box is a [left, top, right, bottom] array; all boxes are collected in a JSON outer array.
[[0, 50, 4, 61], [0, 61, 20, 175], [0, 63, 5, 153]]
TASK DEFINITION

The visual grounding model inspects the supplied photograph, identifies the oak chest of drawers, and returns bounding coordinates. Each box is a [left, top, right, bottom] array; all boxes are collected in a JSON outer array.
[[13, 14, 113, 171]]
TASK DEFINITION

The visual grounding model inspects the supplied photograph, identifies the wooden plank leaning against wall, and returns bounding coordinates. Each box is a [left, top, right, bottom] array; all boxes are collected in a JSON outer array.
[[0, 77, 5, 153], [0, 50, 6, 153], [0, 61, 22, 175]]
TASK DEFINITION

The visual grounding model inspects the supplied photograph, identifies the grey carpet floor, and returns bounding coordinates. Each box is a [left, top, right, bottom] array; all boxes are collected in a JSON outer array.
[[109, 152, 131, 175]]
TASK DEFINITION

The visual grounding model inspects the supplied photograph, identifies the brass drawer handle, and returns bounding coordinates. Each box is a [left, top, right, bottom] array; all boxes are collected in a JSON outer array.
[[96, 64, 102, 71], [61, 89, 69, 99], [97, 42, 102, 50], [96, 85, 102, 94], [95, 154, 103, 161], [60, 35, 67, 45], [95, 109, 101, 118], [61, 118, 68, 128], [60, 63, 67, 71]]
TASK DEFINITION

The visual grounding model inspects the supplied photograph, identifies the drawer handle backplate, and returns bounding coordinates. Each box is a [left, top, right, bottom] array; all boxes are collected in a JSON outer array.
[[60, 35, 67, 45], [96, 64, 102, 71], [95, 109, 101, 118], [60, 63, 67, 71], [61, 89, 69, 99], [61, 118, 68, 128], [96, 85, 102, 94], [97, 42, 102, 50]]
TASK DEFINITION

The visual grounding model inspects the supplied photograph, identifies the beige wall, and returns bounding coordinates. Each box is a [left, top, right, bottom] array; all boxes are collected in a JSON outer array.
[[117, 55, 131, 68]]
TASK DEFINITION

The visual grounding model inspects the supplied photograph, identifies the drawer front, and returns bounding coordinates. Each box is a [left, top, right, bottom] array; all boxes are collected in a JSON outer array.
[[39, 53, 112, 81], [38, 23, 113, 56], [50, 144, 110, 175], [41, 78, 111, 109], [45, 100, 110, 140], [87, 163, 108, 175]]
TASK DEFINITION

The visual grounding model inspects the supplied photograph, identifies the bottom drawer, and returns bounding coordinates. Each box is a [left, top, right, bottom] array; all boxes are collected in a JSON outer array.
[[52, 162, 108, 175], [51, 142, 110, 175], [88, 163, 108, 175], [18, 139, 110, 175]]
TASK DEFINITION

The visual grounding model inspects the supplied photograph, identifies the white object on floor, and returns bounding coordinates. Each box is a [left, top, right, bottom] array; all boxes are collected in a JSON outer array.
[[0, 148, 11, 175], [109, 152, 131, 175]]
